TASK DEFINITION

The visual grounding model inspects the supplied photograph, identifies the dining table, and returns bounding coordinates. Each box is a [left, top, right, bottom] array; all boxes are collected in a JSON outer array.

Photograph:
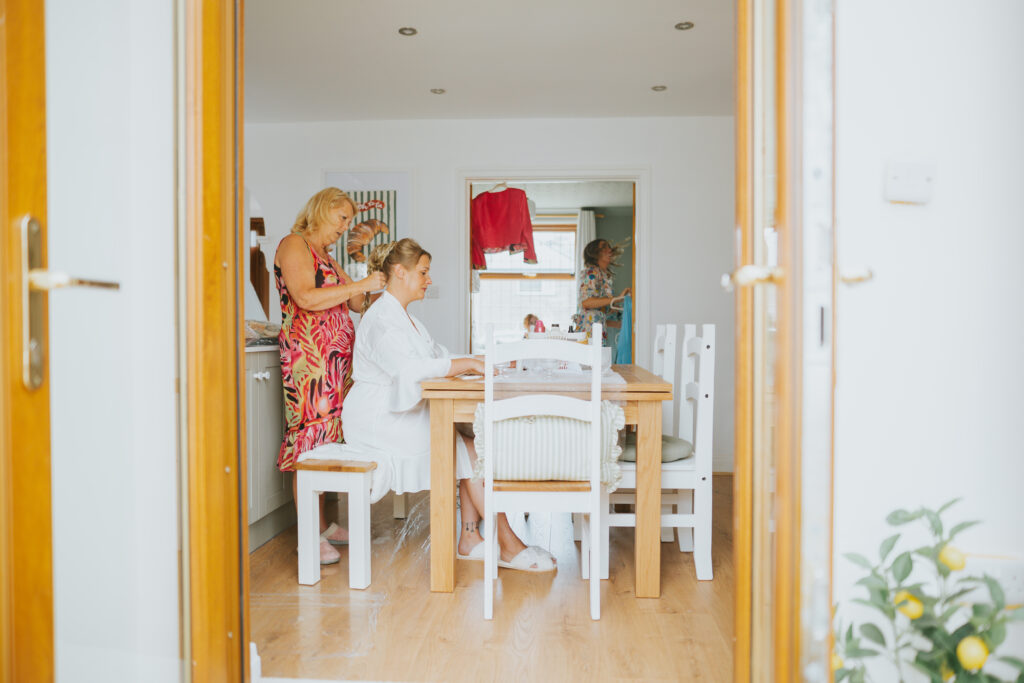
[[420, 363, 672, 598]]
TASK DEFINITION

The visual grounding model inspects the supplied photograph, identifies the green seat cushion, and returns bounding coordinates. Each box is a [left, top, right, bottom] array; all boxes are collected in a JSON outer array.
[[619, 431, 693, 463]]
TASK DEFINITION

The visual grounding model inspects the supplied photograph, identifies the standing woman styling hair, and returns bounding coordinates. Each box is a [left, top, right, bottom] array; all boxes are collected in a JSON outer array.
[[342, 238, 556, 572], [571, 238, 631, 345], [275, 187, 386, 565]]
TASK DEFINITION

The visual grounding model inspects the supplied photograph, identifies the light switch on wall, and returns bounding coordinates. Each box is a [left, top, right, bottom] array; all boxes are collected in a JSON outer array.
[[884, 162, 936, 204], [424, 285, 439, 299]]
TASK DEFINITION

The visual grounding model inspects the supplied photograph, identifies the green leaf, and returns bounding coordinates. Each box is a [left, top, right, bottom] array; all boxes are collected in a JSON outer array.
[[835, 668, 851, 682], [859, 623, 886, 647], [983, 574, 1006, 610], [852, 598, 893, 619], [844, 552, 874, 570], [948, 520, 981, 541], [1000, 656, 1024, 671], [856, 574, 888, 591], [887, 509, 922, 526], [988, 621, 1007, 648], [937, 497, 962, 514], [951, 622, 976, 641], [1006, 607, 1024, 622], [939, 603, 962, 623], [909, 660, 942, 682], [845, 646, 881, 658], [924, 509, 943, 536], [850, 668, 866, 683], [892, 552, 913, 583], [973, 603, 995, 620], [846, 623, 854, 643], [947, 586, 976, 603], [879, 533, 901, 562]]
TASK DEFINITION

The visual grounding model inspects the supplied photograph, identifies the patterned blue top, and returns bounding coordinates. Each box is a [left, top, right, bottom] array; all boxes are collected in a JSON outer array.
[[571, 265, 620, 344]]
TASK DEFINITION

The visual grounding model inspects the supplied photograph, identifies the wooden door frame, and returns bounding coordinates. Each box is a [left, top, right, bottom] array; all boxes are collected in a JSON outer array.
[[183, 0, 249, 680], [184, 1, 830, 682], [1, 1, 55, 680]]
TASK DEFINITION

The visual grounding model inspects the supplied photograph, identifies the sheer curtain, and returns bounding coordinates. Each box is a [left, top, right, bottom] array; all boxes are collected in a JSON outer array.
[[575, 209, 596, 288]]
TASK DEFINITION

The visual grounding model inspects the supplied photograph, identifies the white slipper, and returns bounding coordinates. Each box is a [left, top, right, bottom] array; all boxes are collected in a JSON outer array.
[[456, 541, 486, 561], [497, 545, 557, 573], [321, 522, 348, 547]]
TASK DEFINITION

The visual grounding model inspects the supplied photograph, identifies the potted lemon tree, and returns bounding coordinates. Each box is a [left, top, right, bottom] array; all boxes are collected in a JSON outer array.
[[835, 499, 1024, 682]]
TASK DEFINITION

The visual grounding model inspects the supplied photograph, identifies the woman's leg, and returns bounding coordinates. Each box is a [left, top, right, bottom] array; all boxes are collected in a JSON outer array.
[[457, 479, 484, 556], [456, 430, 543, 564], [291, 475, 344, 562]]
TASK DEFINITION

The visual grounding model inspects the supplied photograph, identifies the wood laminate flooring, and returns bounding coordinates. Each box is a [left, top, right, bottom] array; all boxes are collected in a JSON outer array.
[[250, 475, 734, 682]]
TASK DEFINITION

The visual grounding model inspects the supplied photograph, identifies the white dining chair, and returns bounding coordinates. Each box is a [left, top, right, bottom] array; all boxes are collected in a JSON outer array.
[[478, 324, 608, 620], [607, 323, 716, 581], [572, 324, 676, 547]]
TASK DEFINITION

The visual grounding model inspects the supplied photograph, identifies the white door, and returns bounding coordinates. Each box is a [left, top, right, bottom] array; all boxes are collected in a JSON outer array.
[[44, 1, 182, 680], [832, 0, 1024, 675]]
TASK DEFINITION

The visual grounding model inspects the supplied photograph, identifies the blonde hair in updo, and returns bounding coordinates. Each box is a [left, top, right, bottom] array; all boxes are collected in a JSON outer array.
[[291, 187, 356, 235], [367, 238, 431, 283]]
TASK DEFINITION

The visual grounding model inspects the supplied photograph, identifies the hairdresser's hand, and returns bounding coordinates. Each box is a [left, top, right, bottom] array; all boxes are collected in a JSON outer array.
[[360, 271, 387, 293]]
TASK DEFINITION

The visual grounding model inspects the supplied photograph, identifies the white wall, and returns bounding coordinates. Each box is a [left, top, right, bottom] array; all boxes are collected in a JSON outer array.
[[245, 116, 737, 470], [834, 0, 1024, 673], [46, 1, 181, 680]]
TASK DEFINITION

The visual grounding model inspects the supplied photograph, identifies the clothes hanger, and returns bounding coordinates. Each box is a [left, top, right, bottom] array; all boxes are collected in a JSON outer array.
[[487, 181, 508, 193]]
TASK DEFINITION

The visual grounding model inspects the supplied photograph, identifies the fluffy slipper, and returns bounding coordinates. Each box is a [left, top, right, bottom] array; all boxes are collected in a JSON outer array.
[[497, 545, 557, 573], [456, 541, 486, 562], [321, 522, 348, 547], [319, 540, 341, 566]]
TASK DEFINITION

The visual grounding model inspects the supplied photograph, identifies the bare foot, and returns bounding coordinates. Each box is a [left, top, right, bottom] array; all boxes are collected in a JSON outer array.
[[499, 537, 529, 564], [458, 532, 484, 557]]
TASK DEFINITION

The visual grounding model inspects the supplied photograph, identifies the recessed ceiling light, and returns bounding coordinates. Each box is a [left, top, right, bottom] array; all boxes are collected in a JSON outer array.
[[398, 27, 418, 36], [675, 21, 695, 31], [651, 85, 667, 92], [430, 88, 446, 95]]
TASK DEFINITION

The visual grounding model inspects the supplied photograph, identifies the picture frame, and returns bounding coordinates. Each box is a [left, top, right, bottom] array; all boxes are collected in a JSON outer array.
[[322, 170, 411, 281]]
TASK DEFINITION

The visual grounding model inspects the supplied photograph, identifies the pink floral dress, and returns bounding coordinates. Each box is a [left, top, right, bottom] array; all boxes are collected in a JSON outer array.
[[274, 241, 355, 471]]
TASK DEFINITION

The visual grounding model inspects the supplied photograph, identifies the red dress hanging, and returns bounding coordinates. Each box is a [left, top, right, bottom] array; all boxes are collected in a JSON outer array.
[[470, 188, 537, 269]]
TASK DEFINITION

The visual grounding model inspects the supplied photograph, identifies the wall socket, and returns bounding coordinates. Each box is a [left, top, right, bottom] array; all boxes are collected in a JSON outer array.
[[423, 285, 439, 299], [965, 555, 1024, 606]]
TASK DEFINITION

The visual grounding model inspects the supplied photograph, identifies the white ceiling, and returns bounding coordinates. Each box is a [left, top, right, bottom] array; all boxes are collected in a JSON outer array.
[[245, 0, 735, 123]]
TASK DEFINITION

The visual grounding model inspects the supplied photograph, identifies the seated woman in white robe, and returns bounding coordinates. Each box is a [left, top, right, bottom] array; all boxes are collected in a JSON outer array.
[[342, 238, 556, 572]]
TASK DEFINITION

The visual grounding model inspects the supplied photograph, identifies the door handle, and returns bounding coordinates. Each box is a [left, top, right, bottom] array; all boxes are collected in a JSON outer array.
[[720, 265, 783, 292], [21, 215, 121, 390]]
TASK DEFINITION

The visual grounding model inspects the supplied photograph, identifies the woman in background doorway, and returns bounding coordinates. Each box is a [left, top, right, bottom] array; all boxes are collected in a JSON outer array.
[[274, 187, 385, 565], [572, 238, 630, 345]]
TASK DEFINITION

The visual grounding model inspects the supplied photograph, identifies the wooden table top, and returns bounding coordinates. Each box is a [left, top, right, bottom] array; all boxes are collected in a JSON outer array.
[[421, 364, 672, 399]]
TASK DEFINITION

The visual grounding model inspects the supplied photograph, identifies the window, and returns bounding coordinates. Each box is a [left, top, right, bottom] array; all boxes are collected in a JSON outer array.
[[470, 226, 577, 353]]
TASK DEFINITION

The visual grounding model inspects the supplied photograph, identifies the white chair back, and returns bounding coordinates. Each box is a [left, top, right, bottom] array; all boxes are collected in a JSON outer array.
[[652, 324, 677, 436], [679, 324, 715, 480], [483, 325, 603, 492], [481, 323, 606, 619]]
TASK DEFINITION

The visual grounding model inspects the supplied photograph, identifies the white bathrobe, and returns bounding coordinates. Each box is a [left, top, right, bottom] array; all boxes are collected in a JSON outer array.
[[341, 291, 473, 497]]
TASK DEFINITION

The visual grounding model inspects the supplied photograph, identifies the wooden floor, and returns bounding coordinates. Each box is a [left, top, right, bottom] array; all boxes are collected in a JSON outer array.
[[250, 475, 734, 682]]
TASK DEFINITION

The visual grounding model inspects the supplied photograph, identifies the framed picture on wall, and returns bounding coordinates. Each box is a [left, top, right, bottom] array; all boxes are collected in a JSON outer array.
[[322, 170, 411, 281]]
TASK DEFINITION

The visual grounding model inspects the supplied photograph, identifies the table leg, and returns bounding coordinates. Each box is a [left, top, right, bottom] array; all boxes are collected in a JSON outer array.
[[429, 398, 456, 592], [635, 400, 662, 598]]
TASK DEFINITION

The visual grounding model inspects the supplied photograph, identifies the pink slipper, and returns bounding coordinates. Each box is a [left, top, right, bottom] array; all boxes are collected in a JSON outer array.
[[319, 539, 340, 566], [321, 522, 348, 547]]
